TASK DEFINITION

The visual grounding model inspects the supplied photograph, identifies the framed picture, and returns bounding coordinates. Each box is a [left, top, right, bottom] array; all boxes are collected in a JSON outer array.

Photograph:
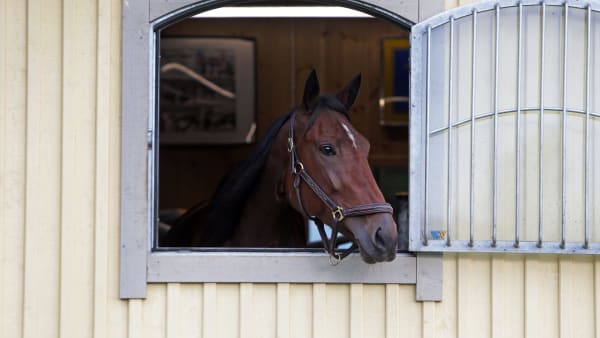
[[159, 37, 256, 144], [379, 37, 410, 126]]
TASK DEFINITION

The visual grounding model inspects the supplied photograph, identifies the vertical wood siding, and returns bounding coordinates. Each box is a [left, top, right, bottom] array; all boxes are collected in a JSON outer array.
[[2, 1, 600, 338], [23, 0, 62, 337], [1, 1, 26, 338]]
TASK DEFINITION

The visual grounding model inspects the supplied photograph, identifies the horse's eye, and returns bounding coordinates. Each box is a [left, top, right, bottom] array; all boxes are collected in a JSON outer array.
[[319, 144, 337, 156]]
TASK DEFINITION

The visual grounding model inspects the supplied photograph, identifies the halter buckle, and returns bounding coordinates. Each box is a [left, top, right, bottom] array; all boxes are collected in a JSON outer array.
[[293, 161, 304, 174], [287, 137, 294, 152], [332, 206, 345, 222]]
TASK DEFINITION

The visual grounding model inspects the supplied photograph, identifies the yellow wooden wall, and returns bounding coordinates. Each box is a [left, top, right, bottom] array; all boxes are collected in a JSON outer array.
[[2, 1, 600, 338]]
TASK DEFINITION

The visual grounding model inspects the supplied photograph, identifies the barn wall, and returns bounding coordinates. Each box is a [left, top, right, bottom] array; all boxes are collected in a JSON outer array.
[[0, 0, 127, 337], [2, 1, 600, 338]]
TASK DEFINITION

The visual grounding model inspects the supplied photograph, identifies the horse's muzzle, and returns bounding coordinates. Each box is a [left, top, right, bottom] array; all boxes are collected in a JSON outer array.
[[343, 213, 398, 264]]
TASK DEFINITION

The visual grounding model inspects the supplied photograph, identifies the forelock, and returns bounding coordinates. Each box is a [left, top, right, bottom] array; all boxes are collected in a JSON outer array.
[[305, 95, 349, 131]]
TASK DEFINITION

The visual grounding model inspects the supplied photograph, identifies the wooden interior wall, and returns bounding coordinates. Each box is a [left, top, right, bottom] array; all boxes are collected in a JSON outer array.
[[159, 18, 409, 209]]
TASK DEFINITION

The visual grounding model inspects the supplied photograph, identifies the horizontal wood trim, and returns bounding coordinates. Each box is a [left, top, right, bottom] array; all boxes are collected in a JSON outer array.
[[147, 252, 416, 284]]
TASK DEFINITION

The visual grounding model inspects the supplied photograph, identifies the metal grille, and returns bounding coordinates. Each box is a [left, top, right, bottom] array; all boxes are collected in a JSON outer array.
[[410, 0, 600, 253]]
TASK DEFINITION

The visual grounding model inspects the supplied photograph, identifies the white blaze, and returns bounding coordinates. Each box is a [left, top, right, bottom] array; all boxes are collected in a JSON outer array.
[[340, 122, 357, 149]]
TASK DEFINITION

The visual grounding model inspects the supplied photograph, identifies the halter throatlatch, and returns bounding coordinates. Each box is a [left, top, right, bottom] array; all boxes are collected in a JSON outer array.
[[287, 112, 394, 265]]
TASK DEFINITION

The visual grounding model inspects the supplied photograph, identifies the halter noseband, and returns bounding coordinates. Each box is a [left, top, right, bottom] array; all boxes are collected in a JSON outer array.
[[287, 111, 394, 264]]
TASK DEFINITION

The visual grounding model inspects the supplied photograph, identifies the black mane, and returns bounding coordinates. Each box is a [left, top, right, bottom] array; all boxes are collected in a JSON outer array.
[[306, 94, 349, 130], [168, 109, 295, 246]]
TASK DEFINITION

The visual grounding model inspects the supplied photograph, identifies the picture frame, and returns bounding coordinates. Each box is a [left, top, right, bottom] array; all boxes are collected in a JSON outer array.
[[379, 37, 410, 126], [159, 37, 256, 144]]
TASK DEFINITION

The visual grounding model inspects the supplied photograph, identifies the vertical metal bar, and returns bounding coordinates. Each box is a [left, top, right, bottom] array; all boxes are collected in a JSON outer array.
[[492, 4, 500, 247], [561, 3, 568, 249], [538, 2, 546, 248], [424, 26, 432, 246], [447, 16, 455, 247], [584, 5, 591, 249], [469, 10, 478, 247], [515, 2, 523, 248]]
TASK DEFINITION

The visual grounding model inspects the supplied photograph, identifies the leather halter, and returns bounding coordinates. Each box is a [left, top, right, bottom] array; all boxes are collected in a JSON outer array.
[[287, 111, 394, 264]]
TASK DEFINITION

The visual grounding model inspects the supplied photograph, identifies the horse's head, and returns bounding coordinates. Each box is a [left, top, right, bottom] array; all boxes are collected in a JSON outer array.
[[282, 70, 398, 263]]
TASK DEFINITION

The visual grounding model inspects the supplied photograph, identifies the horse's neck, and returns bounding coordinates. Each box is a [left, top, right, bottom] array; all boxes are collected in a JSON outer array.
[[230, 185, 304, 247], [228, 127, 306, 247]]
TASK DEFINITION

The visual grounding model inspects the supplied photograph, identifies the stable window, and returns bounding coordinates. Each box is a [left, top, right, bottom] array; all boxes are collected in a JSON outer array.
[[120, 0, 445, 299], [410, 0, 600, 253]]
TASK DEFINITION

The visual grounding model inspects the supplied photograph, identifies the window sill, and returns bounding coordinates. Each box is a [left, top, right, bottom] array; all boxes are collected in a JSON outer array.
[[147, 251, 417, 284]]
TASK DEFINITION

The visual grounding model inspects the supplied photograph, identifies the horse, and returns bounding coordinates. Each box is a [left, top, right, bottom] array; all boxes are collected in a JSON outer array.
[[161, 70, 398, 264]]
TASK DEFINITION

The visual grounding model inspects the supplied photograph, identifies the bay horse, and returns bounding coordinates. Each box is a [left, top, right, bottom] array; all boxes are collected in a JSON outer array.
[[161, 70, 398, 264]]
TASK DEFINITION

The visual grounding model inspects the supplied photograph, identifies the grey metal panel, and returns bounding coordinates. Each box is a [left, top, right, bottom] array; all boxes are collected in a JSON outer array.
[[538, 2, 546, 248], [416, 253, 442, 302], [418, 240, 600, 254], [493, 4, 499, 247], [515, 2, 523, 248], [446, 16, 454, 247], [410, 0, 600, 255], [413, 0, 600, 32], [561, 2, 569, 249], [120, 1, 151, 299], [147, 252, 417, 284], [428, 107, 600, 134], [584, 5, 592, 248], [409, 13, 426, 252], [469, 10, 477, 247]]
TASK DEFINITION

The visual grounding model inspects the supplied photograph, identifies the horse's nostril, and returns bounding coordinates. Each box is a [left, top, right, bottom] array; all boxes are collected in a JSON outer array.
[[374, 227, 386, 248]]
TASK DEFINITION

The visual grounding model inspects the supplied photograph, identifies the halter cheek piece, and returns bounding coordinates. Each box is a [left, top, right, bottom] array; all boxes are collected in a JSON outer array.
[[287, 112, 394, 264]]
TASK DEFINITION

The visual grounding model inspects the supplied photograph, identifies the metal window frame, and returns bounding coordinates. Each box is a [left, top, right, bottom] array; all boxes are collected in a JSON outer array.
[[410, 0, 600, 254], [120, 0, 445, 300]]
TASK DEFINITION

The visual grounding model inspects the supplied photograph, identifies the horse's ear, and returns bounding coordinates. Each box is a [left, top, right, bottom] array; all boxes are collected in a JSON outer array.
[[302, 69, 320, 111], [337, 73, 361, 110]]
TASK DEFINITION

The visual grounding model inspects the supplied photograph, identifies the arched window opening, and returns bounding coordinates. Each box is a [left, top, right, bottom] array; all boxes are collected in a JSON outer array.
[[153, 3, 412, 253], [119, 0, 446, 299]]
